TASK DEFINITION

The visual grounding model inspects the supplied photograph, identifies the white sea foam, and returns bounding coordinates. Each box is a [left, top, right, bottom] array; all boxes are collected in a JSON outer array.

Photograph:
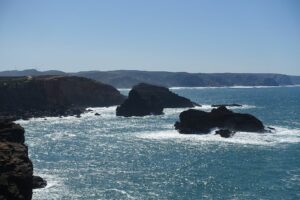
[[135, 126, 300, 146], [101, 188, 136, 199], [45, 131, 76, 141], [32, 173, 68, 200], [117, 88, 131, 92], [170, 85, 300, 90], [82, 106, 117, 118], [163, 104, 256, 115]]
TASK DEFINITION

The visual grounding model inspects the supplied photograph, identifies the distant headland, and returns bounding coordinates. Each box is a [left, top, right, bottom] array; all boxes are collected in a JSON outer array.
[[1, 69, 300, 88]]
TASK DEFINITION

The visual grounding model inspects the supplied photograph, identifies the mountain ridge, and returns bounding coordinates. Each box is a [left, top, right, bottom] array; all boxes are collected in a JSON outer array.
[[0, 69, 299, 88]]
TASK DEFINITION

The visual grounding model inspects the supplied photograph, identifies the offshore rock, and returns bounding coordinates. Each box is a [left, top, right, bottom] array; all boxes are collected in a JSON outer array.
[[116, 83, 198, 117], [175, 106, 265, 134]]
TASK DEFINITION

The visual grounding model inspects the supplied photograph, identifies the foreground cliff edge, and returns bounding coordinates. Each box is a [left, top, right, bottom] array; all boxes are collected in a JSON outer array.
[[116, 83, 199, 117], [0, 76, 125, 120], [175, 106, 271, 138], [0, 118, 46, 200]]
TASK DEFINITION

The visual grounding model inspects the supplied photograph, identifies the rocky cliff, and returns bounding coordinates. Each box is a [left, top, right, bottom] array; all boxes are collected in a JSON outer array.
[[0, 76, 125, 119], [0, 118, 46, 200]]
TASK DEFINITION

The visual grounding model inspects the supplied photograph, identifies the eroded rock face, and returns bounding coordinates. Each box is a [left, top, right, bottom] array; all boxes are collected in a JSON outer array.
[[0, 76, 125, 120], [0, 142, 33, 200], [116, 83, 198, 117], [0, 121, 25, 143], [0, 119, 46, 200], [175, 106, 265, 134]]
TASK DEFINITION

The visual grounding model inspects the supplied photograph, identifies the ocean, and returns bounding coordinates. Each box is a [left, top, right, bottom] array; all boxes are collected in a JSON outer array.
[[18, 86, 300, 199]]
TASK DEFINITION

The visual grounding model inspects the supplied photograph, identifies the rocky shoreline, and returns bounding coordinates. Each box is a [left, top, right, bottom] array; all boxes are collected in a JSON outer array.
[[0, 76, 274, 199], [0, 76, 125, 120], [0, 118, 46, 200]]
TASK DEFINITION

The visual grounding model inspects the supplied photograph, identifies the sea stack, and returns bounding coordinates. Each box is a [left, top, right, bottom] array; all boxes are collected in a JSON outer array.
[[0, 118, 46, 200], [175, 106, 265, 136], [116, 83, 198, 117]]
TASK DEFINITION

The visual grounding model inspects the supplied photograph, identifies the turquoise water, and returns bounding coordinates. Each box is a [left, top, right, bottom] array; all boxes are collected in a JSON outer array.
[[19, 86, 300, 199]]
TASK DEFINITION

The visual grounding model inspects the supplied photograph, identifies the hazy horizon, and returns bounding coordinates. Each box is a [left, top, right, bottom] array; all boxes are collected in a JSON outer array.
[[1, 68, 300, 76], [0, 0, 299, 75]]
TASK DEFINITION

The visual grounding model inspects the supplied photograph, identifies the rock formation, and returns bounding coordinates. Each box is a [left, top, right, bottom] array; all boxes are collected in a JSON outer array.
[[215, 129, 235, 138], [116, 83, 198, 117], [211, 104, 242, 108], [175, 106, 265, 134], [0, 118, 46, 200], [0, 76, 125, 120]]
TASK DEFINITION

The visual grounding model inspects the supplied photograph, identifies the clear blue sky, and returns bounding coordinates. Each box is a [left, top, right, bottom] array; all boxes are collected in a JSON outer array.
[[0, 0, 299, 74]]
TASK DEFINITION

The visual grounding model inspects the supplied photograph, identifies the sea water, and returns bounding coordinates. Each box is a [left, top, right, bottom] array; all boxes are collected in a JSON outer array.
[[18, 86, 300, 199]]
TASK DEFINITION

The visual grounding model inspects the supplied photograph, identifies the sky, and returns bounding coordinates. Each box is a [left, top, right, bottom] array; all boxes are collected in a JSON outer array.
[[0, 0, 299, 74]]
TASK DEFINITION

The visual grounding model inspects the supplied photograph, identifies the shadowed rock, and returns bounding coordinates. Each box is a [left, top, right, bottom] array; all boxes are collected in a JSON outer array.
[[211, 104, 242, 108], [116, 83, 198, 117], [0, 119, 46, 200], [32, 176, 47, 189], [0, 76, 125, 120], [175, 106, 265, 134], [215, 129, 235, 138]]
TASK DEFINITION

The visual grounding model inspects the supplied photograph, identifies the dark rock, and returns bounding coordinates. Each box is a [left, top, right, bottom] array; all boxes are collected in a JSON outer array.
[[0, 142, 33, 200], [116, 83, 198, 117], [175, 106, 265, 134], [94, 113, 101, 116], [0, 119, 46, 200], [215, 129, 235, 138], [0, 76, 125, 120], [0, 121, 25, 143], [267, 126, 275, 130], [211, 104, 242, 107], [32, 176, 47, 189], [117, 89, 163, 117]]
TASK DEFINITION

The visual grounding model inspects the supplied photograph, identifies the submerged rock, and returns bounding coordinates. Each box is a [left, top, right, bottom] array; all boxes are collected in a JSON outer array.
[[116, 83, 198, 117], [211, 104, 242, 107], [0, 119, 46, 200], [215, 129, 235, 138], [175, 106, 265, 134]]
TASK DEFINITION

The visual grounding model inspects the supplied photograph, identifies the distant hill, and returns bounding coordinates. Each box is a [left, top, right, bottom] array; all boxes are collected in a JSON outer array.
[[289, 76, 300, 85], [0, 69, 66, 76], [0, 69, 299, 88]]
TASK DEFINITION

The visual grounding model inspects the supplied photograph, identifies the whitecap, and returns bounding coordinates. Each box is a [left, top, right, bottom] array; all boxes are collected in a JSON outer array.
[[135, 126, 300, 146], [101, 188, 136, 199], [32, 173, 68, 200]]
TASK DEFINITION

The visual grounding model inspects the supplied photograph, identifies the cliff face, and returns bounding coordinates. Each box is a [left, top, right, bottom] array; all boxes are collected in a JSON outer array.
[[0, 118, 46, 200], [0, 76, 125, 119]]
